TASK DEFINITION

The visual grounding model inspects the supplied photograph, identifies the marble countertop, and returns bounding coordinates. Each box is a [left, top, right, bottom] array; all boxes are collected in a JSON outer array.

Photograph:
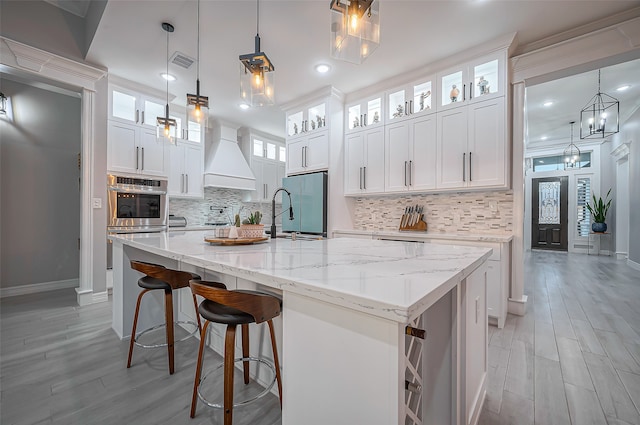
[[333, 229, 513, 243], [110, 230, 492, 323]]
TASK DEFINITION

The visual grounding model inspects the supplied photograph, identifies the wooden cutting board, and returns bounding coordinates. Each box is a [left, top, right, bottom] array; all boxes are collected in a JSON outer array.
[[204, 236, 269, 246]]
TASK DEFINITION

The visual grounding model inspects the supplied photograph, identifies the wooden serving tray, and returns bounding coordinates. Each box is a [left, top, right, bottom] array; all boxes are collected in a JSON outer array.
[[204, 236, 269, 246]]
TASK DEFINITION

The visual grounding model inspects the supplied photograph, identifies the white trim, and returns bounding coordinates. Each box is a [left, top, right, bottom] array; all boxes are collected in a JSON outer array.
[[611, 142, 631, 163], [628, 258, 640, 272], [0, 279, 79, 298], [616, 252, 628, 260], [508, 295, 528, 317]]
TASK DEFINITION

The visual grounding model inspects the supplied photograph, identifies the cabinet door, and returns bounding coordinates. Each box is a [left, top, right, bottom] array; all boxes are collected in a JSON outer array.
[[287, 139, 305, 175], [111, 89, 139, 125], [409, 114, 437, 191], [167, 144, 185, 196], [305, 131, 329, 171], [437, 108, 468, 189], [385, 121, 410, 192], [248, 158, 265, 202], [468, 98, 505, 188], [107, 120, 138, 174], [464, 265, 487, 425], [469, 53, 505, 103], [138, 128, 166, 177], [345, 132, 364, 195], [141, 98, 165, 129], [486, 261, 500, 322], [262, 161, 278, 202], [437, 66, 467, 111], [363, 127, 385, 193], [184, 144, 203, 197], [275, 163, 286, 204]]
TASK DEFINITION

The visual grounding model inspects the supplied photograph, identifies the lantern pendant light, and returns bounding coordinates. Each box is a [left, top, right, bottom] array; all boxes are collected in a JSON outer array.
[[564, 121, 581, 170], [186, 0, 209, 134], [330, 0, 380, 64], [239, 0, 275, 107], [157, 22, 177, 143], [580, 69, 619, 140]]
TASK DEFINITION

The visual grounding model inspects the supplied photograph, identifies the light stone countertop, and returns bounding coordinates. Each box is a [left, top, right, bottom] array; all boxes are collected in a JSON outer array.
[[333, 229, 513, 243], [110, 230, 492, 323]]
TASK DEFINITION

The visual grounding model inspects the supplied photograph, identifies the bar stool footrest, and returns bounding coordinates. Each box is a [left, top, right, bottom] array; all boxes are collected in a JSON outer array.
[[133, 320, 199, 349]]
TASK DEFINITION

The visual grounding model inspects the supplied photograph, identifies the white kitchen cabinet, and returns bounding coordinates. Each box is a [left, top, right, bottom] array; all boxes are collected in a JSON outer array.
[[436, 97, 506, 190], [107, 120, 167, 177], [385, 114, 437, 193], [344, 127, 385, 195], [167, 142, 203, 198], [286, 101, 327, 138], [238, 129, 287, 203], [437, 51, 506, 112], [286, 130, 329, 175], [110, 86, 166, 129], [345, 94, 384, 134], [386, 75, 435, 124], [249, 157, 286, 203]]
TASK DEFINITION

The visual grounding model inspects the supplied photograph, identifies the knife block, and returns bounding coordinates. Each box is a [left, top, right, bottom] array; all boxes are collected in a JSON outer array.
[[399, 215, 427, 232]]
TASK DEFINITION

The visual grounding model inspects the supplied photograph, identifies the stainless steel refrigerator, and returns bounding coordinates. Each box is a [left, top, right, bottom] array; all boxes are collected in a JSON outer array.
[[282, 171, 327, 236]]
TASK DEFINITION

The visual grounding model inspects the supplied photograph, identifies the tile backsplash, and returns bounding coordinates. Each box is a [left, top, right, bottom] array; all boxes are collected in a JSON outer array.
[[169, 187, 281, 226], [354, 191, 513, 234]]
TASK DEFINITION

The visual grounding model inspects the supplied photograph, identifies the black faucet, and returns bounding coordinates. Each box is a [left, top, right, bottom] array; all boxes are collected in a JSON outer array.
[[271, 187, 294, 239]]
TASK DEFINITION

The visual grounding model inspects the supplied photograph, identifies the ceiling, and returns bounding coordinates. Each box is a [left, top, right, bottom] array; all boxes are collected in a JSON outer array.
[[84, 0, 640, 139]]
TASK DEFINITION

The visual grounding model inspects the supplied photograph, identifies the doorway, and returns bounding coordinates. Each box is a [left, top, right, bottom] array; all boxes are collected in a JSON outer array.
[[531, 176, 568, 251]]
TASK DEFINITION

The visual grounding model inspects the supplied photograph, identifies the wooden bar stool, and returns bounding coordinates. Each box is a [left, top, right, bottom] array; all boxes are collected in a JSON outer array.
[[189, 280, 283, 424], [127, 261, 203, 375]]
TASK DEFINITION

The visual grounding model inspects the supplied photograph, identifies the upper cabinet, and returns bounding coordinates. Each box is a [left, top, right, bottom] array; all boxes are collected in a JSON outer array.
[[110, 87, 165, 129], [167, 142, 203, 198], [386, 75, 436, 124], [345, 94, 384, 134], [239, 129, 286, 203], [437, 51, 505, 111], [287, 102, 327, 138]]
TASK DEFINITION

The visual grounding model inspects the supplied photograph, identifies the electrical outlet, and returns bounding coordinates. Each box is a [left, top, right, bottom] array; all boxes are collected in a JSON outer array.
[[92, 198, 102, 209]]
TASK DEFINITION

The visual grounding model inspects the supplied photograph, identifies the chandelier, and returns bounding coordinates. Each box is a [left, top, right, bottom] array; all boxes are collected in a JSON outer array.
[[580, 69, 619, 139], [564, 121, 581, 170]]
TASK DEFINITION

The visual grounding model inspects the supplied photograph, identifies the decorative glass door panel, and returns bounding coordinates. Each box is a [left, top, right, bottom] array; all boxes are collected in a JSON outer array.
[[473, 59, 499, 98], [143, 100, 164, 127], [308, 103, 326, 131], [441, 71, 463, 107], [538, 181, 561, 224], [413, 81, 432, 113], [367, 98, 382, 125], [287, 111, 303, 137], [112, 91, 137, 122], [348, 104, 362, 131], [388, 90, 406, 121]]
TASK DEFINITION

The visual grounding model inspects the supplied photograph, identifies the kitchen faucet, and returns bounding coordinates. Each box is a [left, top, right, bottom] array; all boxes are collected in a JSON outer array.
[[271, 187, 294, 239]]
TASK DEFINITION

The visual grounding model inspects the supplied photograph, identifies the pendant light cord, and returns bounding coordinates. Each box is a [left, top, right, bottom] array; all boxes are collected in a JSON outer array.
[[256, 0, 259, 35], [166, 26, 169, 113], [197, 0, 200, 81]]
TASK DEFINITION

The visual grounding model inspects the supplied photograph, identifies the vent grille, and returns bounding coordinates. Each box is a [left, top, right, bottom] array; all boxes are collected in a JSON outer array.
[[170, 52, 195, 69]]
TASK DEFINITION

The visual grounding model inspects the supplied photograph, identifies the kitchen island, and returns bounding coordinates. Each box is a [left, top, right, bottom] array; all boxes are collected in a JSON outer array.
[[110, 230, 492, 425]]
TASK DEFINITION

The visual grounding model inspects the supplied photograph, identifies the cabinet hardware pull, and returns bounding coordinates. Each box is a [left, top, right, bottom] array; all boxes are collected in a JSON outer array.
[[141, 147, 144, 170], [405, 380, 422, 394], [405, 101, 408, 116], [469, 152, 472, 182], [185, 174, 188, 193], [136, 147, 139, 170], [360, 114, 363, 127], [364, 113, 367, 125], [470, 82, 473, 99], [359, 167, 363, 190], [141, 111, 145, 124], [463, 152, 466, 182], [463, 84, 466, 101], [363, 166, 366, 190], [135, 110, 139, 124], [405, 325, 426, 339], [404, 161, 408, 186], [409, 160, 413, 186], [409, 100, 413, 115]]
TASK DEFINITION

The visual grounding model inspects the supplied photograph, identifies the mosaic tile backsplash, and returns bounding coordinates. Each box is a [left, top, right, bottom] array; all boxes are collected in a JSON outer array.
[[169, 187, 281, 226], [353, 191, 513, 234]]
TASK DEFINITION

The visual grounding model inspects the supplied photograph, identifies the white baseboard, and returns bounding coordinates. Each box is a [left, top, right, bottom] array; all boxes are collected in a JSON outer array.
[[0, 279, 79, 298], [629, 259, 640, 272], [508, 294, 528, 316], [616, 252, 628, 260]]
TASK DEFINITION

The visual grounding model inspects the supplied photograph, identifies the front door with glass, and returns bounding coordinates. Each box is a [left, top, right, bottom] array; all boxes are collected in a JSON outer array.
[[532, 176, 568, 251]]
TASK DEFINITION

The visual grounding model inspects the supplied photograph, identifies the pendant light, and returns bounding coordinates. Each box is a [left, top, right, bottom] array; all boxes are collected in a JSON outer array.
[[564, 121, 581, 170], [157, 22, 177, 143], [239, 0, 275, 107], [330, 0, 380, 64], [186, 0, 209, 133], [580, 69, 619, 139]]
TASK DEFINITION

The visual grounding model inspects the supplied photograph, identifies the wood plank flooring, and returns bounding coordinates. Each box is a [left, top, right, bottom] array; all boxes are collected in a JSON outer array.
[[1, 249, 638, 424], [480, 250, 640, 425]]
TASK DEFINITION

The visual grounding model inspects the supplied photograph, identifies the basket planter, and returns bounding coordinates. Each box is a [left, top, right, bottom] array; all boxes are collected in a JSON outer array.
[[240, 224, 265, 238]]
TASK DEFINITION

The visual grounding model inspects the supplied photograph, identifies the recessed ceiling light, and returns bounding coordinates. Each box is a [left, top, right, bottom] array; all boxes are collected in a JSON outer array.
[[541, 136, 548, 140], [543, 101, 553, 107], [161, 73, 176, 81], [315, 64, 331, 74], [617, 85, 630, 92], [239, 103, 250, 110]]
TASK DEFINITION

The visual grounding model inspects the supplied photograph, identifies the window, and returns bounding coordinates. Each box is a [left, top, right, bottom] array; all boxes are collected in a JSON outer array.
[[266, 142, 276, 160], [253, 139, 264, 157], [533, 152, 591, 172], [279, 146, 286, 162], [577, 177, 591, 237], [187, 121, 201, 143]]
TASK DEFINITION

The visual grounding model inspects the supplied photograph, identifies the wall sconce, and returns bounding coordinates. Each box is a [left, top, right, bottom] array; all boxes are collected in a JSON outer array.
[[330, 0, 380, 64]]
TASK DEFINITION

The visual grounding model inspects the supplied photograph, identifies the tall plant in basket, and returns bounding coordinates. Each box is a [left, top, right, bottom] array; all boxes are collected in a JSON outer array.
[[586, 189, 611, 233]]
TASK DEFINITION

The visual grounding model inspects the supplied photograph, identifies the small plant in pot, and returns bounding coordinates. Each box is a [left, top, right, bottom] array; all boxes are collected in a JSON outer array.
[[240, 211, 264, 238], [586, 189, 612, 233]]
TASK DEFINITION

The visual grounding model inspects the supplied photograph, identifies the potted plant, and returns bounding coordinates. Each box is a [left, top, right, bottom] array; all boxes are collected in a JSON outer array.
[[586, 188, 612, 233], [240, 210, 264, 238]]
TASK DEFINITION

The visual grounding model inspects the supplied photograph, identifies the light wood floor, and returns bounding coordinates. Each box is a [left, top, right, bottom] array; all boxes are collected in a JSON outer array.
[[1, 250, 638, 425]]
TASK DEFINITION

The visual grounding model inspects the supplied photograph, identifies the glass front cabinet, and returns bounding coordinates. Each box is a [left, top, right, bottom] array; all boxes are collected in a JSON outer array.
[[286, 102, 327, 138], [345, 94, 383, 134], [385, 76, 435, 124], [437, 51, 505, 111]]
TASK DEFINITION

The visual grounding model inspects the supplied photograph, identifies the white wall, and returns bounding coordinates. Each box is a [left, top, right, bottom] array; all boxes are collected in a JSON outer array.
[[0, 79, 81, 289]]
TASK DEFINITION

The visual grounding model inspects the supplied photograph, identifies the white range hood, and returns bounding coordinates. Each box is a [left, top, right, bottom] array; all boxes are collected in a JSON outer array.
[[203, 122, 256, 191]]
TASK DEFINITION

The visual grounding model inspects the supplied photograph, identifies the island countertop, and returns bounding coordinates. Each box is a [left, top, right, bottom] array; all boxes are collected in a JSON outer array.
[[110, 230, 492, 323]]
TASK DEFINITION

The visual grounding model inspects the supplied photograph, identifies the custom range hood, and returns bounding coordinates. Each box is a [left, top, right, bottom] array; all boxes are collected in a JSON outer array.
[[203, 122, 256, 190]]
